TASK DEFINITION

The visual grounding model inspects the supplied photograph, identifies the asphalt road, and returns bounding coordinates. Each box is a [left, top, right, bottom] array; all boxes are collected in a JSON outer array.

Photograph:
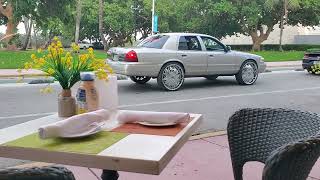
[[1, 70, 320, 131], [1, 70, 320, 167]]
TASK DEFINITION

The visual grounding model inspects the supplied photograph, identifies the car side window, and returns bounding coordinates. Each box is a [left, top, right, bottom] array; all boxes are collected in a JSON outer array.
[[178, 36, 202, 51], [201, 37, 225, 51]]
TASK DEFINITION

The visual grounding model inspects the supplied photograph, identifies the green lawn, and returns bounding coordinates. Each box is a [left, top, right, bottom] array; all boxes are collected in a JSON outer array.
[[0, 50, 34, 69], [0, 49, 304, 69], [0, 50, 107, 69], [250, 51, 304, 62]]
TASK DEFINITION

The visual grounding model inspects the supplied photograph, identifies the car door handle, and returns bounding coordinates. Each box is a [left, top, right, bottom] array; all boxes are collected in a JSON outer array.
[[181, 54, 187, 57], [209, 54, 214, 57]]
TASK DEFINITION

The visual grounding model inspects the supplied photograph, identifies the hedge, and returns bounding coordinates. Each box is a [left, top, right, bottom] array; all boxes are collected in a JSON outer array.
[[228, 44, 320, 51]]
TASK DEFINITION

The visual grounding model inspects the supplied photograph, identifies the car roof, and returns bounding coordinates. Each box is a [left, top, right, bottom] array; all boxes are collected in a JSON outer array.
[[161, 32, 213, 37]]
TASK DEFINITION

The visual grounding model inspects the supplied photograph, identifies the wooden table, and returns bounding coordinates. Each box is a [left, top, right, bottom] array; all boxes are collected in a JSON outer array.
[[0, 112, 202, 179]]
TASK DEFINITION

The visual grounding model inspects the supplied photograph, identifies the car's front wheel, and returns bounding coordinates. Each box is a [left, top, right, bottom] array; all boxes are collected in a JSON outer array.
[[130, 76, 151, 84], [236, 60, 258, 85], [157, 62, 185, 91]]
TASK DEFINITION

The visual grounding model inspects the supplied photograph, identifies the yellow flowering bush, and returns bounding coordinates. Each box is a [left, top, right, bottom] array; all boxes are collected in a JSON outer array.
[[310, 64, 320, 75], [23, 37, 113, 90]]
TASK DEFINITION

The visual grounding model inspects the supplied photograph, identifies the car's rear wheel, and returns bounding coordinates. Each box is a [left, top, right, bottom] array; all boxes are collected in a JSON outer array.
[[83, 46, 87, 50], [157, 62, 184, 91], [130, 76, 151, 84], [236, 60, 258, 85], [204, 75, 219, 80]]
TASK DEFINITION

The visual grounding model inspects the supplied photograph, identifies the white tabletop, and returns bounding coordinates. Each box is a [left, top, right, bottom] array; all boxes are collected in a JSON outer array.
[[0, 112, 202, 175]]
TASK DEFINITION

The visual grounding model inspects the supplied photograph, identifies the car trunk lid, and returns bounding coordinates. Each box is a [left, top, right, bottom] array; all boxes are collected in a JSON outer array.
[[108, 47, 143, 62]]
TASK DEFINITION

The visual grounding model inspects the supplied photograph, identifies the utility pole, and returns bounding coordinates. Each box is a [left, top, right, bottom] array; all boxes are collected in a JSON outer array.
[[151, 0, 155, 35]]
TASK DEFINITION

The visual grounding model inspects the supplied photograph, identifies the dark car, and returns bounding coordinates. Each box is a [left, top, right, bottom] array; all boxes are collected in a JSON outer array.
[[302, 49, 320, 73]]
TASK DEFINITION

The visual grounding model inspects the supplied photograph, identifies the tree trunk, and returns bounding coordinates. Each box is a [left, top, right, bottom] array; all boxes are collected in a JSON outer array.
[[251, 31, 264, 51], [22, 17, 33, 50], [252, 38, 262, 51], [99, 0, 107, 50], [279, 0, 288, 52], [74, 0, 82, 44], [279, 14, 284, 51], [5, 19, 15, 43], [250, 24, 274, 51], [0, 1, 17, 49], [33, 24, 38, 49], [5, 18, 17, 50]]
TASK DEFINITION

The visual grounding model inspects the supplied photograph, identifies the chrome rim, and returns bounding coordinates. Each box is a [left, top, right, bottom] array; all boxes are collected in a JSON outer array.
[[162, 64, 184, 90], [241, 62, 258, 84], [134, 76, 148, 81]]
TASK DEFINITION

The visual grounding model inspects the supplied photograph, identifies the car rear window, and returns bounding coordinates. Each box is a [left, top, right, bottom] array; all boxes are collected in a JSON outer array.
[[137, 35, 169, 49]]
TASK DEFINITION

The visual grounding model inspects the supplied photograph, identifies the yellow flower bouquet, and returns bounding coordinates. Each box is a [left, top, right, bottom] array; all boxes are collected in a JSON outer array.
[[22, 37, 113, 117]]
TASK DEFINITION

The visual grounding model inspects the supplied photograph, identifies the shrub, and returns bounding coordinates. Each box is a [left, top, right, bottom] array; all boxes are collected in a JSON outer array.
[[306, 48, 320, 53], [228, 44, 320, 51]]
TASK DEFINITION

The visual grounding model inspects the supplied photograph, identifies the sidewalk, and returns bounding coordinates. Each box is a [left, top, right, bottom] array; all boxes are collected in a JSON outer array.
[[0, 61, 302, 78], [266, 60, 301, 68], [27, 134, 319, 180], [0, 69, 45, 78]]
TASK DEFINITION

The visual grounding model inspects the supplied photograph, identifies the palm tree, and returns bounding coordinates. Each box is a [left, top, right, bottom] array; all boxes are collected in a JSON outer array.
[[266, 0, 300, 51]]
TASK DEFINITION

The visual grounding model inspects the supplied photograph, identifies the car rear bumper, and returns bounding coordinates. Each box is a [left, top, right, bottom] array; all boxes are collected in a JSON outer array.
[[107, 59, 161, 77], [302, 62, 312, 70]]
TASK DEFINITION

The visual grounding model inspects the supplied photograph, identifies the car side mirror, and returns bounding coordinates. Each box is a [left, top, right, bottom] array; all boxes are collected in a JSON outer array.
[[226, 46, 231, 51]]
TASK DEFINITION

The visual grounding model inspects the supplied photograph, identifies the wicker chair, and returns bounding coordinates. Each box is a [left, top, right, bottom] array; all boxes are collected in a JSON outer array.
[[0, 166, 75, 180], [228, 108, 320, 180]]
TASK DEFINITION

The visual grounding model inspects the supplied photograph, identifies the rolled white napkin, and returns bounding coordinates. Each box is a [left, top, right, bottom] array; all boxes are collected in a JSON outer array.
[[117, 110, 190, 124], [39, 109, 111, 139]]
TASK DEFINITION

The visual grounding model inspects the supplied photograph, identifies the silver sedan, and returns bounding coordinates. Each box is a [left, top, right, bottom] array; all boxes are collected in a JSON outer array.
[[107, 33, 266, 91]]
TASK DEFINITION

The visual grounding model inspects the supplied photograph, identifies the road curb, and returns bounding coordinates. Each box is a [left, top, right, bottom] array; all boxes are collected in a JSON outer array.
[[0, 62, 303, 78], [0, 73, 47, 78]]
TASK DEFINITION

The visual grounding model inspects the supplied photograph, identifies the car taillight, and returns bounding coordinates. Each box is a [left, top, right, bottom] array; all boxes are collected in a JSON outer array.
[[125, 50, 138, 62], [304, 53, 309, 59]]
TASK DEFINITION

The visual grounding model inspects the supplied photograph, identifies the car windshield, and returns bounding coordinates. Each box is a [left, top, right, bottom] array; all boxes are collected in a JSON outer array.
[[137, 35, 169, 49]]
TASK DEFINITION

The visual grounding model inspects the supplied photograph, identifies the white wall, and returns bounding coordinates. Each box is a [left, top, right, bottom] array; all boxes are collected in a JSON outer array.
[[221, 24, 320, 45], [0, 23, 26, 34]]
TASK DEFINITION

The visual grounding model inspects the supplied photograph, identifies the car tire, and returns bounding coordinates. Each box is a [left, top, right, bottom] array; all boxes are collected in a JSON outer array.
[[157, 62, 185, 91], [235, 60, 258, 85], [129, 76, 151, 84], [83, 46, 87, 50], [204, 75, 219, 80]]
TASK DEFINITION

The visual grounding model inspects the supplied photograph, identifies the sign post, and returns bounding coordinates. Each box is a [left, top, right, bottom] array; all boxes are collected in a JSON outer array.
[[153, 15, 158, 33]]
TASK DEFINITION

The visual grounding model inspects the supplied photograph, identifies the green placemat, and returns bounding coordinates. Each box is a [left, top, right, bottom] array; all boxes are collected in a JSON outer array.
[[4, 131, 128, 155]]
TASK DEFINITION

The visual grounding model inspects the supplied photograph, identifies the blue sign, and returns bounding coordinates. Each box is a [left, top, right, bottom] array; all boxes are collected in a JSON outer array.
[[153, 15, 158, 33]]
